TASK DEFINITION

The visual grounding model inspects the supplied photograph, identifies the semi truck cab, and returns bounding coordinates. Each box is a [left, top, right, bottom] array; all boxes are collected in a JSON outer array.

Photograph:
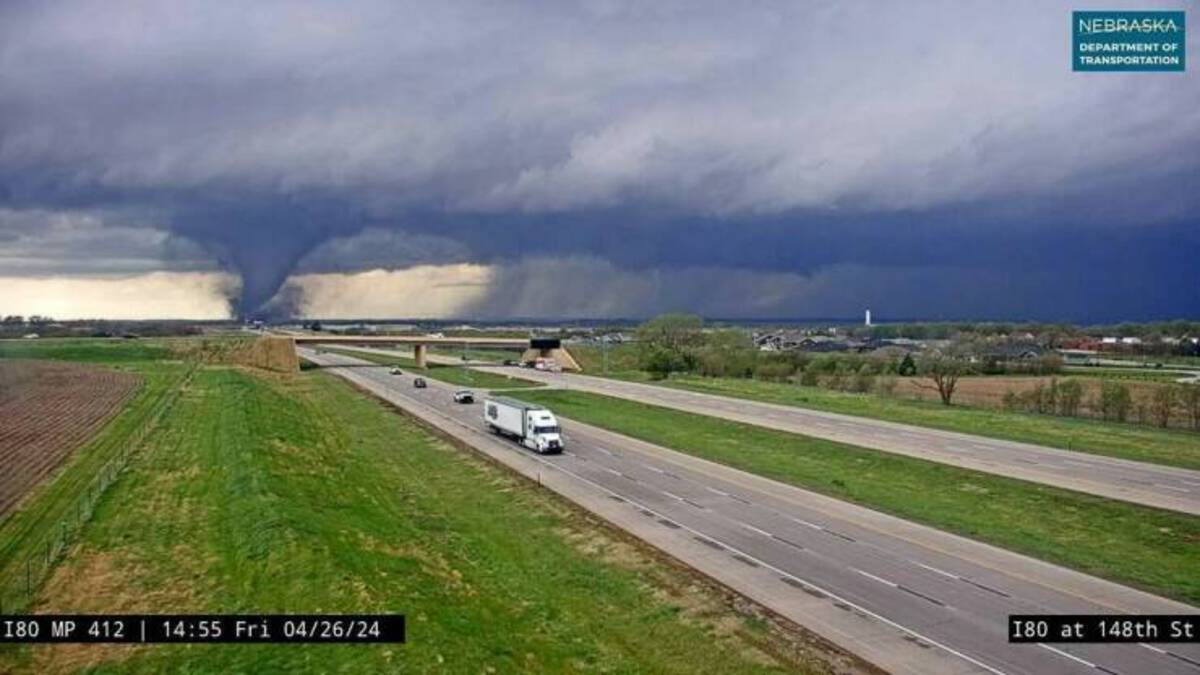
[[524, 409, 563, 453]]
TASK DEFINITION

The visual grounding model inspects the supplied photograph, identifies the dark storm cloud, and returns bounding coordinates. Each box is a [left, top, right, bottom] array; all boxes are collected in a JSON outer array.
[[0, 0, 1197, 318]]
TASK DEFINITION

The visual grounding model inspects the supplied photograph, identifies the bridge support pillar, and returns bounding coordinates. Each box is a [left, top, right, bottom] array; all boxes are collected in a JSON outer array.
[[414, 343, 428, 369]]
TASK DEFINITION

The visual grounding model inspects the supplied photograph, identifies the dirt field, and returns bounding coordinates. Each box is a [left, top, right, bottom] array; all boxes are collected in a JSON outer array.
[[0, 360, 142, 516], [896, 376, 1189, 426]]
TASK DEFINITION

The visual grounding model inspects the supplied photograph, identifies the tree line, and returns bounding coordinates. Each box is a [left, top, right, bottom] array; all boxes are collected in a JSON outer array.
[[634, 314, 1200, 429]]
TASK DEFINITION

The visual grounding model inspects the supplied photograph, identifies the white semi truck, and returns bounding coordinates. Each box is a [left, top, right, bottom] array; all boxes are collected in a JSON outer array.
[[483, 397, 564, 454]]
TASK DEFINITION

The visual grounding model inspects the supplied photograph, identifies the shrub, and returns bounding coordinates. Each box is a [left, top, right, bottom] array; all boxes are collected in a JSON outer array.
[[1057, 379, 1083, 417], [823, 365, 847, 391], [798, 366, 820, 387], [1098, 381, 1132, 422], [1181, 384, 1200, 430], [1150, 386, 1178, 428], [1002, 390, 1020, 411], [850, 364, 875, 393], [875, 375, 897, 397], [753, 361, 795, 382]]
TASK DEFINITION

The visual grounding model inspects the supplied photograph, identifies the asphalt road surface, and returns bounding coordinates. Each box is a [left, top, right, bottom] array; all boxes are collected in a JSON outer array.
[[481, 366, 1200, 516], [302, 348, 1200, 675], [338, 344, 1200, 515]]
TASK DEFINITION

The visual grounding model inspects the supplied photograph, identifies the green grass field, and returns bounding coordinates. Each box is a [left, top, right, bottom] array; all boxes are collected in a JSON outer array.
[[569, 343, 642, 374], [0, 338, 171, 363], [517, 389, 1200, 605], [321, 347, 540, 390], [0, 344, 833, 674]]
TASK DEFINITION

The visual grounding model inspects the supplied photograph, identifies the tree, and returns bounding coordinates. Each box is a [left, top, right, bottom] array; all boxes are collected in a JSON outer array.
[[636, 313, 703, 376], [1057, 379, 1084, 417], [1180, 385, 1200, 430], [1150, 386, 1178, 428], [696, 329, 756, 378], [641, 345, 688, 380], [918, 353, 970, 405], [897, 353, 917, 376], [1098, 381, 1132, 422]]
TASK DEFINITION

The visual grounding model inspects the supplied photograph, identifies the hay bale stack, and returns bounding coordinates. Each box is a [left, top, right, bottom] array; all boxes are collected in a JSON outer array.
[[245, 336, 300, 372], [174, 336, 299, 372]]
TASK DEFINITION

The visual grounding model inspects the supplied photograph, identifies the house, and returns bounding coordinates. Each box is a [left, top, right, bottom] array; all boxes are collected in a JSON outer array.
[[1058, 349, 1100, 365], [985, 342, 1044, 361]]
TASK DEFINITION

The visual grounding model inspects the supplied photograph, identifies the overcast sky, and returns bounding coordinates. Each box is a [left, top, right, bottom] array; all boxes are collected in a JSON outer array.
[[1, 0, 1196, 321]]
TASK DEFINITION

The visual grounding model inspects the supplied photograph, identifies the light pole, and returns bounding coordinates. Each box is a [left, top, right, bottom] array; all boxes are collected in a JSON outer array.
[[463, 340, 472, 384]]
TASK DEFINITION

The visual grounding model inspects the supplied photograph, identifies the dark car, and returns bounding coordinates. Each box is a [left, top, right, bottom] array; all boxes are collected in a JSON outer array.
[[413, 377, 427, 388]]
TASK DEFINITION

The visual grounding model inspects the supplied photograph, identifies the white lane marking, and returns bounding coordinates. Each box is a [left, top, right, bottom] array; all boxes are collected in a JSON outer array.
[[789, 516, 824, 530], [1038, 644, 1095, 669], [661, 490, 685, 501], [855, 569, 898, 588], [321, 359, 1009, 675], [594, 446, 616, 457], [1180, 479, 1200, 488], [604, 467, 623, 476], [914, 562, 959, 580], [643, 464, 667, 474], [536, 459, 1008, 675], [1141, 643, 1167, 654], [705, 486, 730, 497], [739, 522, 774, 537]]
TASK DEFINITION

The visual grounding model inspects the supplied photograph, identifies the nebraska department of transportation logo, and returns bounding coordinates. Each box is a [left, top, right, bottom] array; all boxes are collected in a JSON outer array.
[[1074, 11, 1186, 71]]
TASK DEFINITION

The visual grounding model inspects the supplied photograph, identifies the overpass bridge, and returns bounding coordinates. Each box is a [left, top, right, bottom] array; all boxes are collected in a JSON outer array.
[[283, 334, 581, 371]]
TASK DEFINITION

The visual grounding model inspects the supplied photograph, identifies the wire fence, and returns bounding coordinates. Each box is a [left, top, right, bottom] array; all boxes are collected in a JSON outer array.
[[0, 365, 196, 615]]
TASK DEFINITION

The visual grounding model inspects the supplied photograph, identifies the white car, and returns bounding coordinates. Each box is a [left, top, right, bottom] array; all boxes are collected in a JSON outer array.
[[453, 390, 475, 404], [389, 366, 403, 375]]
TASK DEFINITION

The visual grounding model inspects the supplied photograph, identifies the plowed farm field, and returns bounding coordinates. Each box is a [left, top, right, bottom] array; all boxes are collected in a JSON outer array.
[[0, 360, 141, 515]]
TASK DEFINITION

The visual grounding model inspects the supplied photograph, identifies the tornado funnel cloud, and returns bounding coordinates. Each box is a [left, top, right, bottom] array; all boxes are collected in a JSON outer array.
[[169, 201, 365, 318]]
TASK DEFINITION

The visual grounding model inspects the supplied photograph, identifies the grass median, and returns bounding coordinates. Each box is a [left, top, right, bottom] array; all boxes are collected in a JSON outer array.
[[646, 375, 1200, 470], [517, 389, 1200, 605], [321, 347, 540, 390], [0, 363, 840, 673]]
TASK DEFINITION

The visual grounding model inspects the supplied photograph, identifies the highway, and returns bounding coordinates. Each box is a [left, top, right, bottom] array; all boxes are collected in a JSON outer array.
[[489, 371, 1200, 516], [302, 347, 1200, 675], [340, 344, 1200, 516]]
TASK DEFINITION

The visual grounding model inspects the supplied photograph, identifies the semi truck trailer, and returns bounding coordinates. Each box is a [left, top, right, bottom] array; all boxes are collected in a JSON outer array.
[[483, 397, 564, 453]]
